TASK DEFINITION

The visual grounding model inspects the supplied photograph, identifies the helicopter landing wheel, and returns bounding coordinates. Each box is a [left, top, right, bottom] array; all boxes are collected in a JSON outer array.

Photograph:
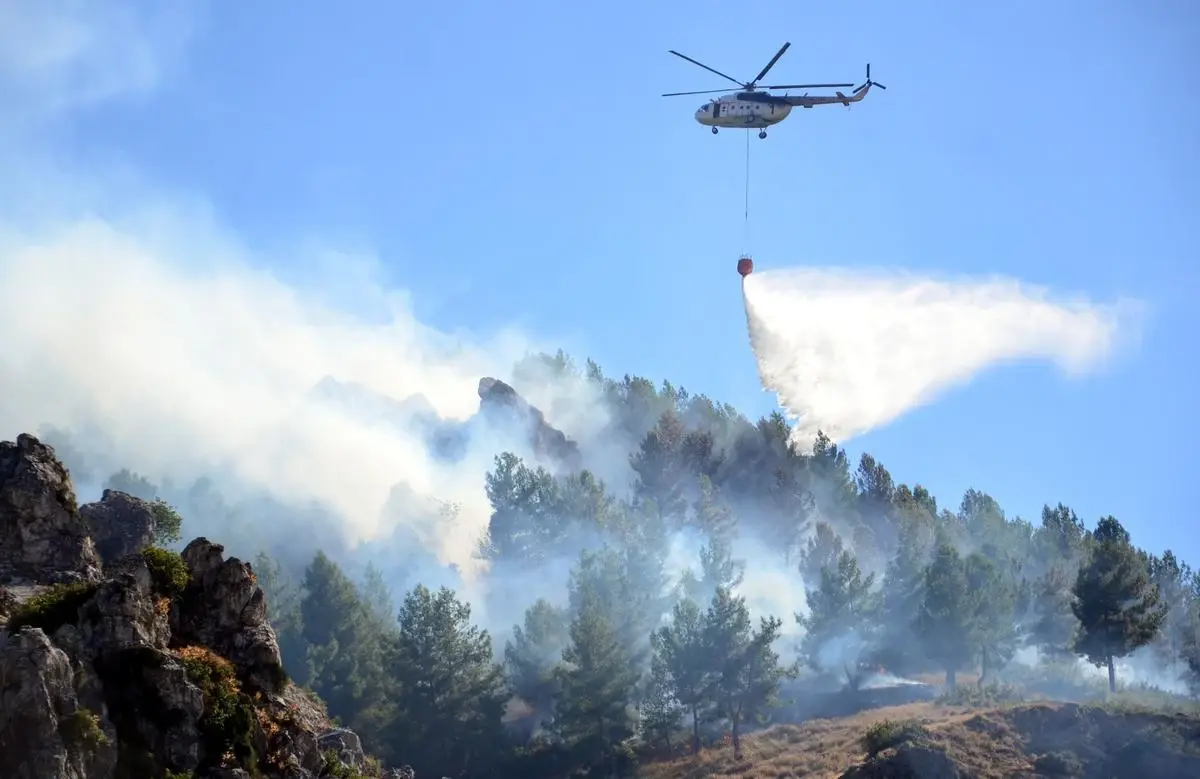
[[758, 130, 767, 139], [712, 126, 719, 134]]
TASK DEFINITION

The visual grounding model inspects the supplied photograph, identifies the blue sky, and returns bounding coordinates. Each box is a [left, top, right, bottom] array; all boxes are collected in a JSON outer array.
[[4, 1, 1198, 564]]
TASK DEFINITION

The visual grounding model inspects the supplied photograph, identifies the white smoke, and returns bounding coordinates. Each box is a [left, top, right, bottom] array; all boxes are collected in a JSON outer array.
[[0, 216, 554, 577], [0, 0, 593, 580], [742, 266, 1141, 448]]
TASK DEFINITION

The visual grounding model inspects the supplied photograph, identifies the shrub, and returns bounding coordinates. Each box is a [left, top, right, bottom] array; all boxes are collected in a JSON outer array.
[[6, 581, 99, 633], [177, 645, 258, 772], [320, 748, 381, 778], [1096, 689, 1200, 716], [939, 681, 1025, 707], [141, 546, 190, 597], [59, 707, 108, 752], [862, 719, 931, 757]]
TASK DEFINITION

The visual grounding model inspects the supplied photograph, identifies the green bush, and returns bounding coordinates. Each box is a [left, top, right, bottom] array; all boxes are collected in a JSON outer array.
[[319, 749, 384, 778], [58, 708, 108, 752], [178, 645, 258, 773], [862, 719, 931, 757], [1095, 689, 1200, 716], [938, 681, 1025, 707], [6, 581, 99, 633], [141, 546, 190, 597]]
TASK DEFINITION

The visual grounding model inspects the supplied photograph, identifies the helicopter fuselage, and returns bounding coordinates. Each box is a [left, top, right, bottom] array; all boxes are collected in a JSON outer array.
[[694, 92, 793, 129]]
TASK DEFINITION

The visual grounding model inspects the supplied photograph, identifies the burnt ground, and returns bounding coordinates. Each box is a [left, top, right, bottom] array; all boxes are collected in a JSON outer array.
[[637, 699, 1200, 778]]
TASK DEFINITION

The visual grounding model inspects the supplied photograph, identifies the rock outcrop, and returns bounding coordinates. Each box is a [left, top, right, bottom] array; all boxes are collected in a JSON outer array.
[[0, 434, 393, 779], [309, 374, 583, 472], [79, 490, 158, 565], [0, 434, 102, 585], [478, 377, 582, 469], [173, 537, 287, 695]]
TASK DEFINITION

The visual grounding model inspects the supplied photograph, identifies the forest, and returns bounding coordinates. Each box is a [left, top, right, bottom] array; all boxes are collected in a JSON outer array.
[[47, 351, 1200, 778]]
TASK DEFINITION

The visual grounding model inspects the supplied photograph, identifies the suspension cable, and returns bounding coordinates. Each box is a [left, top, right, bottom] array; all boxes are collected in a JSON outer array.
[[743, 128, 751, 255]]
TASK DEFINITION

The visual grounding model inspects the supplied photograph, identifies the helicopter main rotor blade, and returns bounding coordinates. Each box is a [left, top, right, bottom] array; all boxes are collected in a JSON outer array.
[[751, 42, 791, 85], [667, 50, 745, 88], [661, 88, 737, 96], [764, 82, 855, 89]]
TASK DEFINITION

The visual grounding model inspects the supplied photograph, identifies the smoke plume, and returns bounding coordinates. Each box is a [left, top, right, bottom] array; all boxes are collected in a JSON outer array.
[[742, 266, 1139, 448]]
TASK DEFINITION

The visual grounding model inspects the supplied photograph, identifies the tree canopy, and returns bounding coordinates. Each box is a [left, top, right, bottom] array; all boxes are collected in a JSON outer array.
[[59, 349, 1199, 777]]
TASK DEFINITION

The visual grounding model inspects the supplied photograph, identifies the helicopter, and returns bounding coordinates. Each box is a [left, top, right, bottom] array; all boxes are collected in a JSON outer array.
[[662, 42, 885, 138]]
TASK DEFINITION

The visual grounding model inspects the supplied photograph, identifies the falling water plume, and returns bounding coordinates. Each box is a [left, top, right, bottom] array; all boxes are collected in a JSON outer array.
[[741, 265, 1138, 450]]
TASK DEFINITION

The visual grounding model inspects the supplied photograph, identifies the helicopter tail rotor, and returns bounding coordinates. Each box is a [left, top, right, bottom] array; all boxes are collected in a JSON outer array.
[[853, 63, 886, 94]]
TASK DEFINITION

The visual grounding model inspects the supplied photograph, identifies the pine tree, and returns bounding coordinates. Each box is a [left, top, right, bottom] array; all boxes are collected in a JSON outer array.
[[1029, 564, 1080, 659], [1072, 517, 1168, 691], [703, 587, 789, 757], [651, 598, 712, 754], [555, 590, 640, 773], [693, 475, 736, 542], [1032, 503, 1087, 575], [504, 598, 570, 730], [639, 654, 684, 749], [297, 551, 385, 725], [964, 552, 1019, 683], [678, 534, 745, 607], [104, 468, 159, 500], [798, 522, 846, 587], [874, 516, 935, 674], [914, 543, 977, 690], [252, 551, 307, 678], [381, 584, 509, 778], [1147, 551, 1196, 668], [568, 545, 665, 676], [797, 548, 877, 673], [359, 561, 397, 630], [482, 452, 565, 565], [631, 409, 690, 524], [1182, 577, 1200, 695]]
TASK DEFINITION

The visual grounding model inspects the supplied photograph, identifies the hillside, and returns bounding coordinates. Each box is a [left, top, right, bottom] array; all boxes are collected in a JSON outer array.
[[638, 700, 1200, 778], [6, 352, 1200, 779], [0, 434, 400, 779]]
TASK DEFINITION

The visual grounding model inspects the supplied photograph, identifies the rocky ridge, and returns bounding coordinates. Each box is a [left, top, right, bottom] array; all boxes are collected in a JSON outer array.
[[0, 433, 411, 779], [305, 374, 582, 472], [477, 377, 581, 469]]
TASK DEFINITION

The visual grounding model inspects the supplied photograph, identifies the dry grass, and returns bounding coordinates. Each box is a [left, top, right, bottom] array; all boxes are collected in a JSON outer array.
[[638, 702, 971, 778], [637, 698, 1200, 778]]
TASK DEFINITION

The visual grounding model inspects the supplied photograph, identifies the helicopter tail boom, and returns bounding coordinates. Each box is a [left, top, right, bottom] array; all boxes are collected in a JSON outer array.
[[781, 85, 869, 107]]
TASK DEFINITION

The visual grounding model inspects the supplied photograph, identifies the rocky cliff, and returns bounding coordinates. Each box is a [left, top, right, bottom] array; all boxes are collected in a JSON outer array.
[[477, 377, 581, 470], [306, 374, 582, 471], [0, 433, 406, 779]]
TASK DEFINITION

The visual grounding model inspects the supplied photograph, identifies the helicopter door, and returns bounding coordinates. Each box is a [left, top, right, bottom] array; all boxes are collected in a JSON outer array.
[[712, 102, 720, 119]]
